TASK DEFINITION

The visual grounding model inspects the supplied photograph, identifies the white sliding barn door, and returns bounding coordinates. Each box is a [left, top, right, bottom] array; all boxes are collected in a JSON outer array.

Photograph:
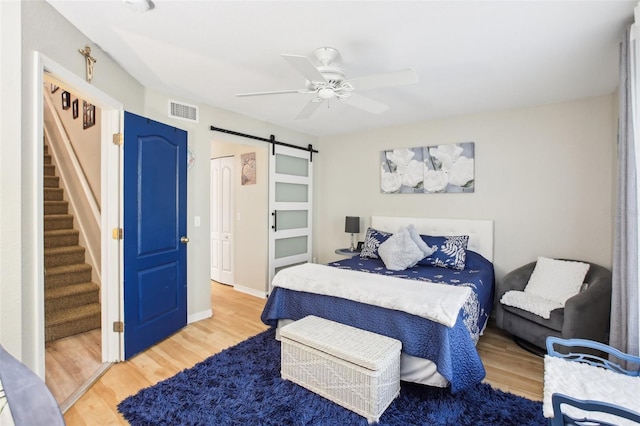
[[210, 156, 234, 285], [268, 145, 313, 294]]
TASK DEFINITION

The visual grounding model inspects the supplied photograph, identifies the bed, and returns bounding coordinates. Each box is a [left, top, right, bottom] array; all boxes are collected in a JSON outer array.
[[261, 216, 495, 393]]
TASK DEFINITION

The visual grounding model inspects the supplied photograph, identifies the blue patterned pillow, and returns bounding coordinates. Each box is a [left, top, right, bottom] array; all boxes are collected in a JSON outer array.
[[359, 227, 392, 259], [418, 235, 469, 270]]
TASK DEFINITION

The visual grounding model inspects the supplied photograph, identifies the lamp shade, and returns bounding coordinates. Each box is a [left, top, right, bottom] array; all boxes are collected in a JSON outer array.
[[345, 216, 360, 234]]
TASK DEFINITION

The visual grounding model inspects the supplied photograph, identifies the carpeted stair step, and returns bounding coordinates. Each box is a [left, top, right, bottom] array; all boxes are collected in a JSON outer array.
[[44, 214, 74, 231], [44, 175, 60, 188], [45, 282, 100, 315], [44, 229, 79, 248], [42, 141, 101, 343], [44, 245, 86, 268], [44, 163, 56, 176], [45, 263, 92, 288], [45, 303, 101, 342], [44, 187, 64, 201], [44, 200, 69, 215]]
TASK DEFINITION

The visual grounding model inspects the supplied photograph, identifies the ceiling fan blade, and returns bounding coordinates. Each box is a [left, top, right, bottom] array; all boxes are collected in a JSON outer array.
[[236, 89, 303, 97], [295, 99, 323, 120], [348, 68, 418, 91], [282, 54, 326, 83], [343, 93, 389, 114]]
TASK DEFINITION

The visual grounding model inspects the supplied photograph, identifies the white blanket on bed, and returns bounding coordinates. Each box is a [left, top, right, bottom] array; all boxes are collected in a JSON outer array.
[[272, 263, 471, 328]]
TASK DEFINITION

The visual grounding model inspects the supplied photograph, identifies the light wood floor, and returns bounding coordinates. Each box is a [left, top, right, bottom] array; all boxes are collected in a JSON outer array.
[[62, 281, 543, 425], [46, 328, 104, 406]]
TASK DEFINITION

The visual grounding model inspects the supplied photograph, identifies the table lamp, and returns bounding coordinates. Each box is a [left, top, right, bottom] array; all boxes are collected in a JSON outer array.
[[345, 216, 360, 251]]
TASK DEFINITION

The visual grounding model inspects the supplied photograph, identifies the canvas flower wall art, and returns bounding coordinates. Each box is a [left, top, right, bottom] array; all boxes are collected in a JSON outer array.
[[381, 142, 475, 193]]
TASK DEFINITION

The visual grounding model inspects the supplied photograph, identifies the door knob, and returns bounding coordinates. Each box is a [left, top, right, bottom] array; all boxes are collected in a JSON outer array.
[[180, 236, 189, 244]]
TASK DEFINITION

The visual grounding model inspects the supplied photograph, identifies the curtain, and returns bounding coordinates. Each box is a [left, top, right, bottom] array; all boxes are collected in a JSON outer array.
[[610, 21, 640, 366]]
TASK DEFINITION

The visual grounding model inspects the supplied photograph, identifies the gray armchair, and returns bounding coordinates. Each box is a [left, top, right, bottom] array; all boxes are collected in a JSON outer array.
[[495, 259, 612, 353]]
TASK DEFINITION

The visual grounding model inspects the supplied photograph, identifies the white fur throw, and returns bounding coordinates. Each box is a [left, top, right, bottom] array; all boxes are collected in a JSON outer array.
[[272, 263, 471, 327], [378, 226, 425, 271], [543, 355, 640, 424], [500, 291, 562, 319]]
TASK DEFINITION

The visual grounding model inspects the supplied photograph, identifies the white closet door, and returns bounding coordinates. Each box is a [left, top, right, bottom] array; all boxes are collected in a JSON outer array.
[[210, 157, 234, 284], [268, 145, 313, 294]]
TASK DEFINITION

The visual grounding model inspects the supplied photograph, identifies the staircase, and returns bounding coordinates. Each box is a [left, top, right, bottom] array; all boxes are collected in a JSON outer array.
[[44, 143, 101, 342]]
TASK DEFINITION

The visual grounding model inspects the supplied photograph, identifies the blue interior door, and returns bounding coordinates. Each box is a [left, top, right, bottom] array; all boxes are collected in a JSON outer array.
[[123, 111, 187, 359]]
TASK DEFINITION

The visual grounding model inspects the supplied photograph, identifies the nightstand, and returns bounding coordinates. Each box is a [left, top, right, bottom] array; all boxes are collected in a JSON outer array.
[[335, 248, 361, 257]]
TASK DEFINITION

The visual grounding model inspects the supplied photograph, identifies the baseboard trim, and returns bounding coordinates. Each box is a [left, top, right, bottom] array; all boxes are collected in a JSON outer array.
[[188, 309, 213, 324], [233, 284, 266, 299]]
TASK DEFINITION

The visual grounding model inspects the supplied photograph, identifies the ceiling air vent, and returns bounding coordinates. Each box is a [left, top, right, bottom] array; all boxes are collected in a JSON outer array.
[[168, 100, 199, 123]]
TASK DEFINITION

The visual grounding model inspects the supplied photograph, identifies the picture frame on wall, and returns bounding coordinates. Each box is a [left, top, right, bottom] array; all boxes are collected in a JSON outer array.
[[72, 99, 79, 119], [61, 91, 71, 110], [241, 152, 256, 185], [83, 100, 95, 129], [380, 142, 475, 194]]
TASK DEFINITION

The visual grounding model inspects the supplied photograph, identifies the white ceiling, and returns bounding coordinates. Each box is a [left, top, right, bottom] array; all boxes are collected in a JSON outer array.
[[47, 0, 636, 137]]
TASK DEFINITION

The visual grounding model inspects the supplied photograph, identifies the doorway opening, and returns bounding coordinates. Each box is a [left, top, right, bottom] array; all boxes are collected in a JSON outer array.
[[36, 53, 123, 411], [42, 76, 106, 408], [210, 138, 269, 298]]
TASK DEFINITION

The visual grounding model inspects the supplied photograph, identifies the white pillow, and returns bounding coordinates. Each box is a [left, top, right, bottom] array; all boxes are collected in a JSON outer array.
[[406, 224, 436, 258], [378, 226, 425, 271], [524, 257, 590, 305]]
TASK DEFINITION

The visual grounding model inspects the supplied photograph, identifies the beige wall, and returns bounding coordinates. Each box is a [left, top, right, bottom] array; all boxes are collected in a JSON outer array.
[[314, 95, 615, 282], [44, 82, 102, 204], [211, 140, 269, 294]]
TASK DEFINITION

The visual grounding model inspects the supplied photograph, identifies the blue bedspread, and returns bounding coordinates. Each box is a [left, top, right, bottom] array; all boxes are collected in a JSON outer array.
[[261, 251, 495, 393]]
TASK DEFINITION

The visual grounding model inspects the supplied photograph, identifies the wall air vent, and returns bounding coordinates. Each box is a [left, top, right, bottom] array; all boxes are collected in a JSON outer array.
[[168, 100, 199, 123]]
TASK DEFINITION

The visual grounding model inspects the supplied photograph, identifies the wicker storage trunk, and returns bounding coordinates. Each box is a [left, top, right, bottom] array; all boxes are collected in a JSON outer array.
[[280, 316, 401, 423]]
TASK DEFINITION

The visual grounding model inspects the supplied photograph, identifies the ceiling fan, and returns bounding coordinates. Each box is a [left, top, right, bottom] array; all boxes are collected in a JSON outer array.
[[236, 47, 419, 120]]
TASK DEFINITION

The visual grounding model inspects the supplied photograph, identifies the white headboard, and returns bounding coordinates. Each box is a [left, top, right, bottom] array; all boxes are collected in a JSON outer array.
[[370, 216, 494, 262]]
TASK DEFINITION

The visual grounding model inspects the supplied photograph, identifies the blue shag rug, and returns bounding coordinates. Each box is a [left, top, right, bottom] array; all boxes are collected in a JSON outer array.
[[118, 328, 545, 425]]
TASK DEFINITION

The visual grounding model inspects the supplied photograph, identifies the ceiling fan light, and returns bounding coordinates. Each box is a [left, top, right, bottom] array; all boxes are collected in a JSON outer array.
[[318, 87, 335, 100], [314, 47, 339, 66]]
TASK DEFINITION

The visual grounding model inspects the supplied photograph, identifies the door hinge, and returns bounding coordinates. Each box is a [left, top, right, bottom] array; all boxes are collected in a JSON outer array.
[[112, 227, 123, 240], [113, 321, 124, 333], [113, 133, 123, 146]]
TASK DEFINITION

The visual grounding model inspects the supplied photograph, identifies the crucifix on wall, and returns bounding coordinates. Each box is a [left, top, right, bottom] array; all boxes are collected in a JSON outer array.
[[78, 45, 97, 83]]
